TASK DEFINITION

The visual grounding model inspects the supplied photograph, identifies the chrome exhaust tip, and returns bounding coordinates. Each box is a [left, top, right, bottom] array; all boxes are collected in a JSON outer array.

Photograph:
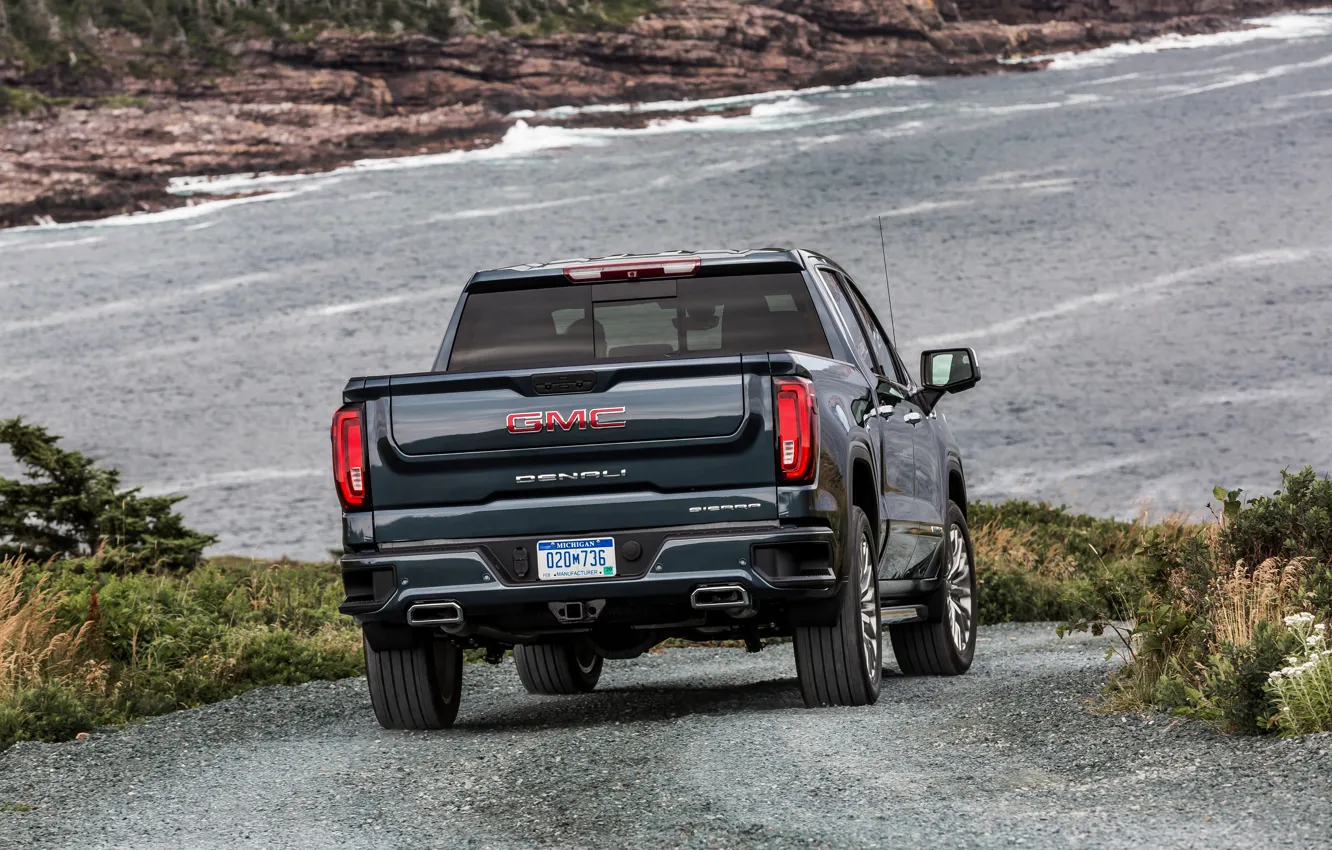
[[690, 585, 752, 610], [407, 601, 464, 626]]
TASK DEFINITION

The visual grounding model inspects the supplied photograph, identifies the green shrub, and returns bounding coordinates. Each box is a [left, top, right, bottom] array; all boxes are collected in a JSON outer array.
[[0, 418, 215, 571], [0, 559, 112, 745], [0, 554, 360, 749], [1070, 468, 1332, 736], [0, 0, 662, 73], [0, 681, 104, 744], [0, 86, 53, 115], [1221, 468, 1332, 611], [971, 501, 1156, 572], [975, 563, 1072, 624], [1154, 620, 1295, 735], [230, 627, 362, 686], [969, 501, 1173, 626]]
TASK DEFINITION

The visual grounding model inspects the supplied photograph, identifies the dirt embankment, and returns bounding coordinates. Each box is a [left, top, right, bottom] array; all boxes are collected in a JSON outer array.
[[0, 0, 1315, 227]]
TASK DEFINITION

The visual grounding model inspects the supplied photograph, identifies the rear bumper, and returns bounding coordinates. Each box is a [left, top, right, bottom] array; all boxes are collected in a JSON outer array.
[[340, 524, 839, 626]]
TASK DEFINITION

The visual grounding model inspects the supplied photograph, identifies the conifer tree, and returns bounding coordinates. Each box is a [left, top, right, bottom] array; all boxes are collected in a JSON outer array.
[[0, 417, 215, 570]]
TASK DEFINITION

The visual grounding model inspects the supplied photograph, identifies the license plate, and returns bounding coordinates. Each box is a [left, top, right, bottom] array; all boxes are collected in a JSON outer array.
[[536, 537, 617, 581]]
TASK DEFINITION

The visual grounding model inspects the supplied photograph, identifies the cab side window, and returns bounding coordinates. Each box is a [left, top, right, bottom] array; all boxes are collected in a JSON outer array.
[[845, 282, 908, 385], [817, 269, 875, 375]]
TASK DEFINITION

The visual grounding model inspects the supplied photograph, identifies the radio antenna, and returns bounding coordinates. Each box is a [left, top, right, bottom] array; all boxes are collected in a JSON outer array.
[[877, 215, 898, 344]]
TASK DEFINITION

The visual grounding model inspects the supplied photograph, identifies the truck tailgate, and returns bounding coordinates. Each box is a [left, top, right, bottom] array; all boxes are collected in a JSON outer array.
[[356, 356, 778, 543], [391, 360, 743, 454]]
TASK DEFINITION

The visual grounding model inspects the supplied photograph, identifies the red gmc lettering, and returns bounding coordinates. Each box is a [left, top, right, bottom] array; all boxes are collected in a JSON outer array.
[[506, 412, 543, 434], [545, 409, 587, 431], [508, 407, 627, 433], [590, 407, 626, 429]]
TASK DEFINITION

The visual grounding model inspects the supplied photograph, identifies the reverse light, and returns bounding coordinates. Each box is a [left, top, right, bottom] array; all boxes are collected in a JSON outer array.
[[332, 404, 368, 509], [563, 256, 701, 282], [774, 377, 817, 484]]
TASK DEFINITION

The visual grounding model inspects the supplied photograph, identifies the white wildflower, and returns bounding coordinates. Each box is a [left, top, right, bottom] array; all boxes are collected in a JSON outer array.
[[1316, 623, 1327, 633], [1309, 636, 1322, 648], [1284, 612, 1315, 626], [1269, 670, 1285, 681]]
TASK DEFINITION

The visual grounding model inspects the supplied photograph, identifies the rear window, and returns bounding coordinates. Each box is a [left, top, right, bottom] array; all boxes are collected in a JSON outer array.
[[444, 273, 832, 372]]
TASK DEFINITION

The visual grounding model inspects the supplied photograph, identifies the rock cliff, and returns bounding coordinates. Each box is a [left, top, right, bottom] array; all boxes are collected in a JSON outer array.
[[0, 0, 1315, 226]]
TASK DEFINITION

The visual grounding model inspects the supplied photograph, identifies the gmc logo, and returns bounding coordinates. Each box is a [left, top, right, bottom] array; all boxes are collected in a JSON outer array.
[[506, 407, 627, 434]]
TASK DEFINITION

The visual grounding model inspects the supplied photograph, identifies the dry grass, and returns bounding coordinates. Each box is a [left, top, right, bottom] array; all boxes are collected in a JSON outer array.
[[1210, 556, 1308, 651], [0, 554, 364, 747], [0, 558, 109, 703], [972, 522, 1078, 580], [966, 501, 1195, 626]]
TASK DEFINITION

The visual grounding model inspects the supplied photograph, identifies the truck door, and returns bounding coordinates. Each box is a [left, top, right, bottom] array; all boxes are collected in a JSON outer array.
[[813, 269, 919, 578], [839, 275, 947, 580]]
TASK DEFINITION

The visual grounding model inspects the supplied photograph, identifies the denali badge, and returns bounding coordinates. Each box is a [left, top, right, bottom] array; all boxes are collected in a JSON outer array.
[[688, 503, 763, 513], [515, 469, 627, 484], [507, 407, 626, 433]]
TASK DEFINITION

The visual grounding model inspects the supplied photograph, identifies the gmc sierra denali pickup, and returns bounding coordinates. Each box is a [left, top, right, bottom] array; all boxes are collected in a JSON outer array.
[[333, 248, 982, 729]]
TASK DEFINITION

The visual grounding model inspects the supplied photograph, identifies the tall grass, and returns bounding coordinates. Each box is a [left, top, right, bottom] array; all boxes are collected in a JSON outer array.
[[0, 554, 362, 748], [1080, 469, 1332, 736], [0, 563, 98, 694], [0, 560, 112, 743], [970, 501, 1193, 627], [1210, 556, 1306, 648]]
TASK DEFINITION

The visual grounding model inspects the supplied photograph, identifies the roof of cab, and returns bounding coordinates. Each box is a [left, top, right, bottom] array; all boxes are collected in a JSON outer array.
[[464, 248, 810, 292]]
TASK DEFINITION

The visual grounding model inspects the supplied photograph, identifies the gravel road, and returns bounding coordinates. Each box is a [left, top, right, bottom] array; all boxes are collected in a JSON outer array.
[[1, 623, 1329, 850]]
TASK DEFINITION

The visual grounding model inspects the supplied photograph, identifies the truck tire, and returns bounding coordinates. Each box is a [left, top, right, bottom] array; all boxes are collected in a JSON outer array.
[[890, 501, 976, 676], [794, 505, 882, 707], [363, 631, 463, 730], [514, 641, 603, 695]]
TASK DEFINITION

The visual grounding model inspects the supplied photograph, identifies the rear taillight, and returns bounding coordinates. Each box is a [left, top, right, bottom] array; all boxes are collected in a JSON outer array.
[[332, 404, 368, 509], [563, 256, 701, 282], [775, 377, 817, 484]]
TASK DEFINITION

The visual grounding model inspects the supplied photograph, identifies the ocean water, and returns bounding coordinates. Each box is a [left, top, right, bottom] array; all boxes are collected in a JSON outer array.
[[3, 11, 1331, 560]]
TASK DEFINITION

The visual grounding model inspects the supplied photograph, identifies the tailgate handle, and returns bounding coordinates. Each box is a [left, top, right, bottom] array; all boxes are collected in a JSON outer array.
[[532, 371, 597, 395]]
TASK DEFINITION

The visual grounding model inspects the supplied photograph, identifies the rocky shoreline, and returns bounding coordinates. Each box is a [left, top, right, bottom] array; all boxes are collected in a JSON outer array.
[[0, 0, 1319, 228]]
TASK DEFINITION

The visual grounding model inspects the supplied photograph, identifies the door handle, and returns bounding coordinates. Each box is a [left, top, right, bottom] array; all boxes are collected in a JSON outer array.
[[903, 411, 922, 426]]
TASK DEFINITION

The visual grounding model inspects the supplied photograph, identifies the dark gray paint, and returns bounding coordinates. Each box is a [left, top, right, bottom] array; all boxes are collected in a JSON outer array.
[[343, 249, 969, 601], [389, 363, 744, 455]]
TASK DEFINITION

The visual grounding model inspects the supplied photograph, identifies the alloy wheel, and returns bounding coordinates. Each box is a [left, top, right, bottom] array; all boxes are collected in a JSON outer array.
[[945, 527, 974, 653], [857, 534, 880, 679]]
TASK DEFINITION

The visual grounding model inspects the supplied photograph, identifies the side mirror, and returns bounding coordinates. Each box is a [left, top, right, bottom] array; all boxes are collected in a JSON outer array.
[[921, 348, 980, 393], [912, 348, 980, 414]]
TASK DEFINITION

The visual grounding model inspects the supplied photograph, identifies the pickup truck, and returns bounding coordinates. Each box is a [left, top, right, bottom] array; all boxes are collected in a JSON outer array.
[[333, 249, 981, 729]]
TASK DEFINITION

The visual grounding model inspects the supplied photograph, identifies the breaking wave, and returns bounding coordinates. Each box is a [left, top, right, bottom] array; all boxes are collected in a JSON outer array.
[[1009, 10, 1332, 72], [166, 101, 927, 196], [507, 75, 925, 119]]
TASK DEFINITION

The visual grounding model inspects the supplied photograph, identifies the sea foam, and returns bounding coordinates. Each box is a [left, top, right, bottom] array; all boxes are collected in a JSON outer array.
[[1012, 10, 1332, 71]]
